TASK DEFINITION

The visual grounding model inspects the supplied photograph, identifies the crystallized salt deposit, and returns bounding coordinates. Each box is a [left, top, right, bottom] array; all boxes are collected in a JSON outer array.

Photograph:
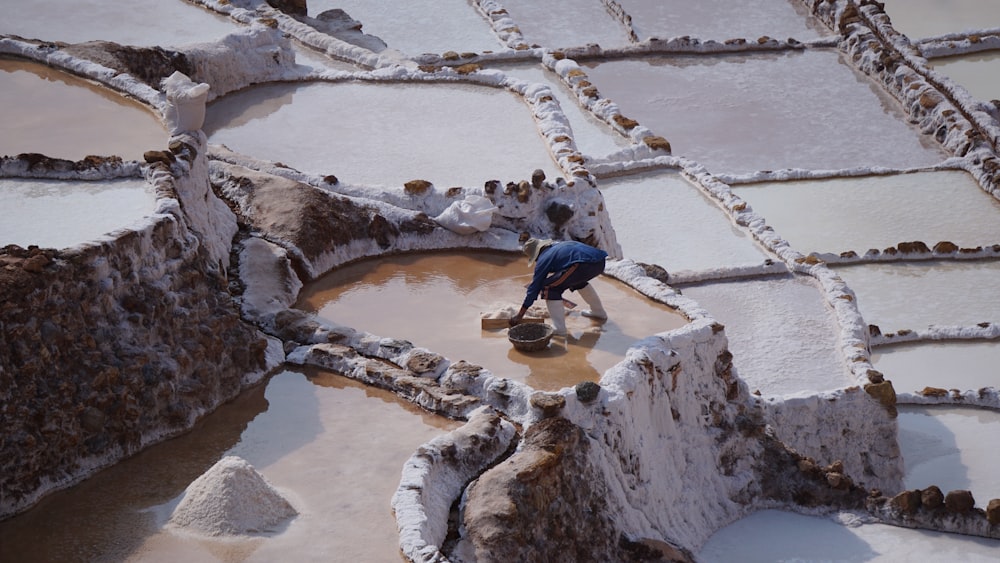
[[168, 456, 297, 537]]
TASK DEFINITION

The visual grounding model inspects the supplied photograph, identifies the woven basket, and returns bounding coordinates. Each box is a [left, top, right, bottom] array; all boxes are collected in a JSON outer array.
[[508, 322, 555, 352]]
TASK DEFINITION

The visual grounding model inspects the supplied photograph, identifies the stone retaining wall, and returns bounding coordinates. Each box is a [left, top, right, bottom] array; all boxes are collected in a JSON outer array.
[[0, 135, 275, 519]]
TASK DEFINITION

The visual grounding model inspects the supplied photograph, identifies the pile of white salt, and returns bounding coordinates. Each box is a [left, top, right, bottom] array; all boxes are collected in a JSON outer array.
[[168, 456, 297, 536]]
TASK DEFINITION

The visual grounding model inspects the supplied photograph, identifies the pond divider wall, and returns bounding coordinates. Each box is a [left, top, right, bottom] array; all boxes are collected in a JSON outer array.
[[0, 132, 280, 520]]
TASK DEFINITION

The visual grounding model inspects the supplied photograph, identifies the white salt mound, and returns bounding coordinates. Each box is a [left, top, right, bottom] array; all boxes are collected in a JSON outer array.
[[168, 456, 297, 536]]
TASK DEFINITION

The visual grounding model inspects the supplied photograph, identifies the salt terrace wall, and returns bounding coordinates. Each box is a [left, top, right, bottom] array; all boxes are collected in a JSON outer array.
[[390, 294, 882, 560], [0, 134, 278, 519], [3, 0, 987, 551]]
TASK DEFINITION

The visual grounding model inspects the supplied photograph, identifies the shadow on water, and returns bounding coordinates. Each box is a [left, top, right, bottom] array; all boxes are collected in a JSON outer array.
[[897, 405, 970, 493], [203, 82, 299, 136], [0, 368, 324, 562], [698, 509, 880, 562], [223, 369, 324, 472], [305, 364, 455, 428]]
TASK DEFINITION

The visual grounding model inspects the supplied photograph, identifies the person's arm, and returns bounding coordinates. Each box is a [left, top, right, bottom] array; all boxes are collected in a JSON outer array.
[[509, 305, 530, 326], [510, 247, 560, 325]]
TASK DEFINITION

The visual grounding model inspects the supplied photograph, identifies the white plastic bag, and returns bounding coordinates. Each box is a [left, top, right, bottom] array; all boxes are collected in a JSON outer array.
[[433, 195, 497, 234]]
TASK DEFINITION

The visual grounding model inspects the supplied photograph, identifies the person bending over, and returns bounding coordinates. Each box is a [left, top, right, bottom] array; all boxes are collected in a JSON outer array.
[[510, 238, 608, 336]]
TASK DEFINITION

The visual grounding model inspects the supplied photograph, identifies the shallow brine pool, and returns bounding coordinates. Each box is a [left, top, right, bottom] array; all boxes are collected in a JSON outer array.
[[675, 274, 852, 396], [307, 0, 502, 56], [580, 49, 948, 175], [929, 52, 1000, 104], [0, 0, 239, 47], [879, 0, 1000, 40], [617, 0, 830, 42], [733, 171, 1000, 256], [898, 404, 1000, 504], [0, 368, 460, 562], [295, 251, 688, 391], [698, 508, 1000, 562], [0, 59, 167, 161], [601, 170, 771, 273], [871, 340, 1000, 395], [204, 81, 563, 189], [833, 260, 1000, 334], [0, 178, 156, 249]]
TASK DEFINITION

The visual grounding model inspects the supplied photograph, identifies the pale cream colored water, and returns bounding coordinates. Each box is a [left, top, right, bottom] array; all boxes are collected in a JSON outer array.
[[493, 63, 631, 158], [699, 508, 1000, 562], [678, 275, 853, 396], [0, 368, 460, 562], [832, 260, 1000, 334], [898, 405, 1000, 505], [0, 59, 167, 161], [733, 171, 1000, 256], [930, 52, 1000, 103], [580, 50, 948, 175], [617, 0, 830, 42], [0, 0, 239, 47], [0, 178, 156, 249], [872, 341, 1000, 394], [204, 81, 563, 189], [880, 0, 1000, 39], [600, 170, 772, 272], [500, 0, 629, 49], [296, 251, 688, 391], [307, 0, 502, 56]]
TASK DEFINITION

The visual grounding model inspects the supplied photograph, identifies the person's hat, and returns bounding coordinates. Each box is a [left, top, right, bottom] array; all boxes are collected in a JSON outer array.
[[523, 238, 555, 265]]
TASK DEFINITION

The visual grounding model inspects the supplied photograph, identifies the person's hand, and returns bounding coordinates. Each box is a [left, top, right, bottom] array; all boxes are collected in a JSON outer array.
[[509, 313, 523, 327]]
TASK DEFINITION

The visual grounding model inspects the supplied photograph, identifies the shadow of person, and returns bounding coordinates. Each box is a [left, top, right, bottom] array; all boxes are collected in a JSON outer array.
[[567, 325, 602, 350]]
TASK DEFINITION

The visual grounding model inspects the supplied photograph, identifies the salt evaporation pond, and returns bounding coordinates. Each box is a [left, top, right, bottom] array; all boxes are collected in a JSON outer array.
[[898, 405, 1000, 505], [616, 0, 830, 42], [493, 63, 631, 159], [580, 49, 948, 175], [732, 171, 1000, 256], [930, 52, 1000, 103], [872, 340, 1000, 394], [499, 0, 629, 49], [5, 0, 1000, 560], [0, 178, 156, 249], [0, 59, 166, 161], [600, 171, 771, 272], [204, 81, 563, 189], [879, 0, 1000, 40], [0, 368, 460, 562], [832, 260, 1000, 334], [676, 275, 852, 396], [0, 0, 239, 47], [697, 508, 1000, 562], [296, 251, 687, 391], [307, 0, 502, 56]]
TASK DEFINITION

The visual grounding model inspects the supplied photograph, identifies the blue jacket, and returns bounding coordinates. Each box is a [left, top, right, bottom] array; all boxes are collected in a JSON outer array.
[[523, 241, 607, 308]]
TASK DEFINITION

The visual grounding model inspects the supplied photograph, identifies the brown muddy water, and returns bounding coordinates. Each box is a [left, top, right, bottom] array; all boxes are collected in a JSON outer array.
[[0, 58, 166, 161], [296, 250, 689, 391], [0, 366, 461, 562]]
